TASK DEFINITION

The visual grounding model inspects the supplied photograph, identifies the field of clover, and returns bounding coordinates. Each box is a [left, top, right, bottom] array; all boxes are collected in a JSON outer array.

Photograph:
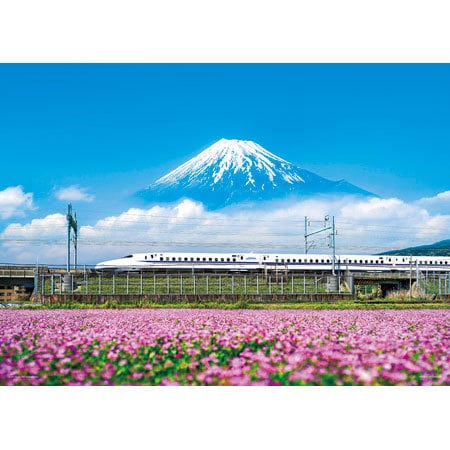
[[1, 309, 449, 385]]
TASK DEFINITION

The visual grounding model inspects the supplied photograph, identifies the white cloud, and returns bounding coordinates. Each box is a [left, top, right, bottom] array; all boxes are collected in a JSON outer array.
[[1, 214, 67, 263], [415, 190, 450, 215], [55, 185, 95, 202], [3, 214, 67, 239], [2, 196, 450, 265], [341, 197, 416, 221], [418, 191, 450, 203], [0, 186, 34, 219]]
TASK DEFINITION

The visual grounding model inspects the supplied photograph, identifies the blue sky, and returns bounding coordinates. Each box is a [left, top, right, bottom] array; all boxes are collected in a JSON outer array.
[[2, 64, 450, 198], [1, 64, 450, 263]]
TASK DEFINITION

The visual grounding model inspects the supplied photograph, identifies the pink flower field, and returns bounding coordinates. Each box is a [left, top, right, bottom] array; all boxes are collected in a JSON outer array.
[[0, 309, 449, 386]]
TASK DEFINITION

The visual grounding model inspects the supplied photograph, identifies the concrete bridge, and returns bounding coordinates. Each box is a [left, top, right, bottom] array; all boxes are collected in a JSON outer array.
[[0, 266, 40, 301], [349, 271, 418, 297], [1, 264, 448, 300]]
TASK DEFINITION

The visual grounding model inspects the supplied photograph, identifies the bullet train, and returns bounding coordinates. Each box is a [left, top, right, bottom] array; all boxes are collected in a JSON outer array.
[[95, 251, 450, 272]]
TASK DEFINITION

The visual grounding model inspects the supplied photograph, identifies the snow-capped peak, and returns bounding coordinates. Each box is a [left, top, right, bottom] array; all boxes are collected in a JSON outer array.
[[153, 138, 304, 187], [139, 138, 373, 209]]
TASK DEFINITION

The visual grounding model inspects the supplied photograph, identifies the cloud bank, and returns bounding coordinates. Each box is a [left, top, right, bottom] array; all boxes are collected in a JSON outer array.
[[1, 191, 450, 264]]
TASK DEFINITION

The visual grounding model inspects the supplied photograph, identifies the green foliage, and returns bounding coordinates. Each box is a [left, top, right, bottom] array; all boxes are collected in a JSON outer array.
[[23, 299, 450, 310]]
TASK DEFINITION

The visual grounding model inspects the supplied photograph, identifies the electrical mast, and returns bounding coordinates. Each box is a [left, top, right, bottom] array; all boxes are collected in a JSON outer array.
[[304, 215, 336, 275], [66, 203, 78, 273]]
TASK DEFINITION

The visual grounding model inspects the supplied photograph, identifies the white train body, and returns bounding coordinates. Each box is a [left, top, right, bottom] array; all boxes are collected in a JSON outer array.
[[95, 252, 450, 272]]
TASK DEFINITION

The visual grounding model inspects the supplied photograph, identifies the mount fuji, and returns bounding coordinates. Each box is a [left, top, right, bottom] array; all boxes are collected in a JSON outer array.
[[138, 138, 374, 209]]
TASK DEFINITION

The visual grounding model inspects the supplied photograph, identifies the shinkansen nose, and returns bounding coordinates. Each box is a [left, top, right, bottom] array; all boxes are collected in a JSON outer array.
[[95, 258, 125, 269]]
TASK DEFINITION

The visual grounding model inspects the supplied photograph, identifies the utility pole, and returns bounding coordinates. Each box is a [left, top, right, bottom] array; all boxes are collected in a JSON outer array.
[[304, 216, 308, 254], [416, 259, 420, 298], [409, 256, 412, 301], [66, 203, 78, 273], [64, 203, 78, 292], [73, 211, 78, 271], [331, 216, 336, 276]]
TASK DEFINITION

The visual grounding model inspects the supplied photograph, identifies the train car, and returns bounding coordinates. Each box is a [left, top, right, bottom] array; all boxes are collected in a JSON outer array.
[[95, 251, 450, 273]]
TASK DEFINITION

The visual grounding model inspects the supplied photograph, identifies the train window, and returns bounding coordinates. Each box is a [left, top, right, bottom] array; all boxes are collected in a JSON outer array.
[[196, 258, 200, 261], [190, 257, 194, 261], [226, 258, 230, 262], [445, 261, 448, 265], [263, 256, 266, 261], [327, 259, 330, 263], [209, 258, 212, 261], [293, 259, 296, 263], [281, 259, 285, 263], [321, 259, 324, 263], [215, 258, 218, 262], [287, 259, 290, 263], [275, 259, 279, 263], [145, 256, 147, 260], [315, 259, 319, 263], [203, 258, 206, 261], [232, 258, 236, 262], [184, 258, 188, 261], [172, 257, 176, 261], [241, 256, 244, 260], [160, 257, 164, 261]]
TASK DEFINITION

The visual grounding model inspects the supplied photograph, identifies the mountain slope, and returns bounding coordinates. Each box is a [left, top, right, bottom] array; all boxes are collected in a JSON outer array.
[[382, 239, 450, 256], [138, 138, 374, 209]]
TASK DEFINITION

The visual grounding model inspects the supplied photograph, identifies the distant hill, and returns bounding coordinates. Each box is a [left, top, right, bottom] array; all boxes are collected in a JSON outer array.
[[382, 239, 450, 256]]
